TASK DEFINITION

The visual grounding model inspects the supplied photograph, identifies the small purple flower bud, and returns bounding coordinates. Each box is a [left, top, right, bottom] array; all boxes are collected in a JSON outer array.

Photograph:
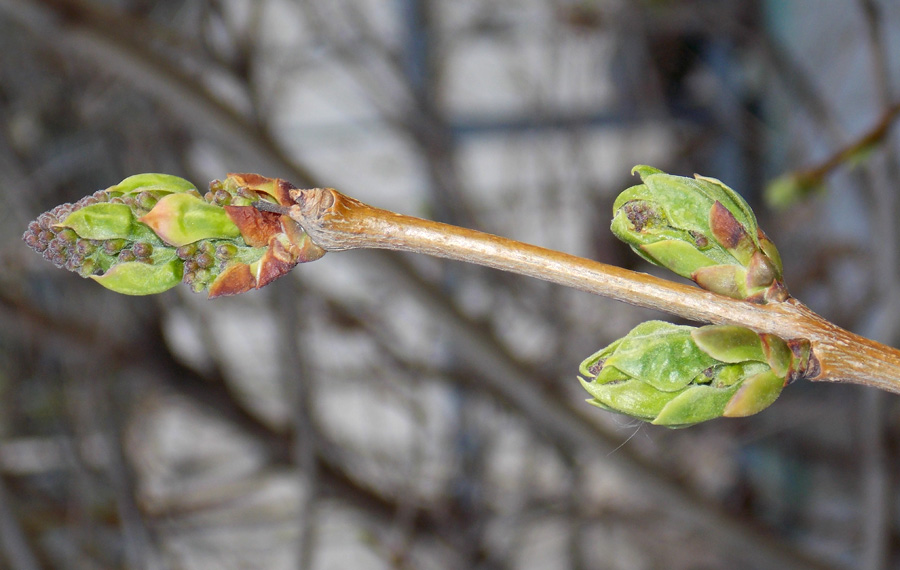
[[132, 242, 154, 258], [75, 240, 96, 256], [175, 243, 197, 260], [23, 232, 45, 252], [46, 240, 65, 256], [214, 189, 231, 205], [37, 212, 57, 230], [135, 191, 159, 211], [215, 243, 238, 259], [103, 239, 127, 255], [80, 259, 97, 276], [195, 253, 214, 269], [56, 228, 78, 244]]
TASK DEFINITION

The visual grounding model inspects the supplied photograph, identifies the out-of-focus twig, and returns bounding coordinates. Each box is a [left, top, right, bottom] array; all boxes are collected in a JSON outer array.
[[272, 279, 320, 570], [768, 101, 900, 206], [855, 2, 897, 568], [0, 476, 41, 570]]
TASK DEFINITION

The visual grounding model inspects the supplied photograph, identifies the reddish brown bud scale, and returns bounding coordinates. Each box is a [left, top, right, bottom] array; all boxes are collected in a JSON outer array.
[[709, 201, 753, 258], [226, 173, 297, 205], [224, 205, 283, 247], [256, 238, 298, 289], [208, 263, 256, 298]]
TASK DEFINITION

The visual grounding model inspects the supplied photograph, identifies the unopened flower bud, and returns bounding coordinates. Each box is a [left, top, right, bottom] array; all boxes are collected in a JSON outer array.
[[132, 242, 153, 259], [175, 244, 197, 260], [195, 253, 214, 269], [215, 243, 238, 259], [103, 239, 127, 255]]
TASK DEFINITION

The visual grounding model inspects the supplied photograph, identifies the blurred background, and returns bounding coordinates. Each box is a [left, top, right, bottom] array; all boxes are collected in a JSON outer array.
[[2, 0, 900, 568]]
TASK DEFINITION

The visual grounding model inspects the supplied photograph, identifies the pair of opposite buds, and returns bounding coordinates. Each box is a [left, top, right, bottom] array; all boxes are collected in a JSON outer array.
[[579, 166, 816, 427]]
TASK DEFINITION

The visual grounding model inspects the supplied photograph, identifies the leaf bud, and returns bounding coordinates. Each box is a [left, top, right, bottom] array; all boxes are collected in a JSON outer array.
[[578, 321, 815, 427], [612, 166, 787, 303]]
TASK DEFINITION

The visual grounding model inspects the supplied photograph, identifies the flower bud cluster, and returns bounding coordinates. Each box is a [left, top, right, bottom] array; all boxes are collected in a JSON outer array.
[[23, 173, 325, 297]]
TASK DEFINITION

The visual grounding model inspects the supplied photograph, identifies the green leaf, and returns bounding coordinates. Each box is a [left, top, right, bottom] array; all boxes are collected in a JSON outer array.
[[722, 370, 784, 417], [652, 383, 741, 427], [602, 321, 717, 392], [693, 174, 758, 239], [91, 259, 183, 295], [630, 170, 717, 239], [109, 173, 197, 195], [56, 203, 136, 240], [757, 230, 784, 275], [639, 240, 719, 279], [578, 338, 624, 378], [759, 334, 791, 377], [691, 325, 766, 363], [579, 377, 672, 422], [140, 193, 241, 246]]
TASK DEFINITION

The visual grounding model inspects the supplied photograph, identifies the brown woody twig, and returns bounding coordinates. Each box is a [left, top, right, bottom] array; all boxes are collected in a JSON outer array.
[[267, 187, 900, 395]]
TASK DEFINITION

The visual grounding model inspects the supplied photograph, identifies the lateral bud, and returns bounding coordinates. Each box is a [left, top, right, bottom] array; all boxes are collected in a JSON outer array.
[[611, 166, 788, 303], [578, 321, 815, 427]]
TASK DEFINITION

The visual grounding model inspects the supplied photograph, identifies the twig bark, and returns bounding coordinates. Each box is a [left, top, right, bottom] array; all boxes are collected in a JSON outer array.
[[279, 187, 900, 395]]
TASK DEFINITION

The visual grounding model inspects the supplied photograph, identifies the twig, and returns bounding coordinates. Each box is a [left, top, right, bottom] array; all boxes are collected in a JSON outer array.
[[0, 476, 41, 570], [272, 279, 320, 570], [276, 187, 900, 395], [782, 101, 900, 189]]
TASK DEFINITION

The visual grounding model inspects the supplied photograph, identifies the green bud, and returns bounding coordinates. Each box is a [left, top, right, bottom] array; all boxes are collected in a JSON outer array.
[[56, 203, 136, 240], [215, 243, 239, 259], [581, 321, 717, 392], [690, 325, 766, 364], [760, 333, 792, 377], [764, 173, 821, 210], [652, 381, 743, 426], [108, 173, 197, 195], [721, 370, 784, 417], [91, 258, 183, 295], [579, 321, 814, 427], [612, 166, 788, 303], [139, 193, 241, 247]]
